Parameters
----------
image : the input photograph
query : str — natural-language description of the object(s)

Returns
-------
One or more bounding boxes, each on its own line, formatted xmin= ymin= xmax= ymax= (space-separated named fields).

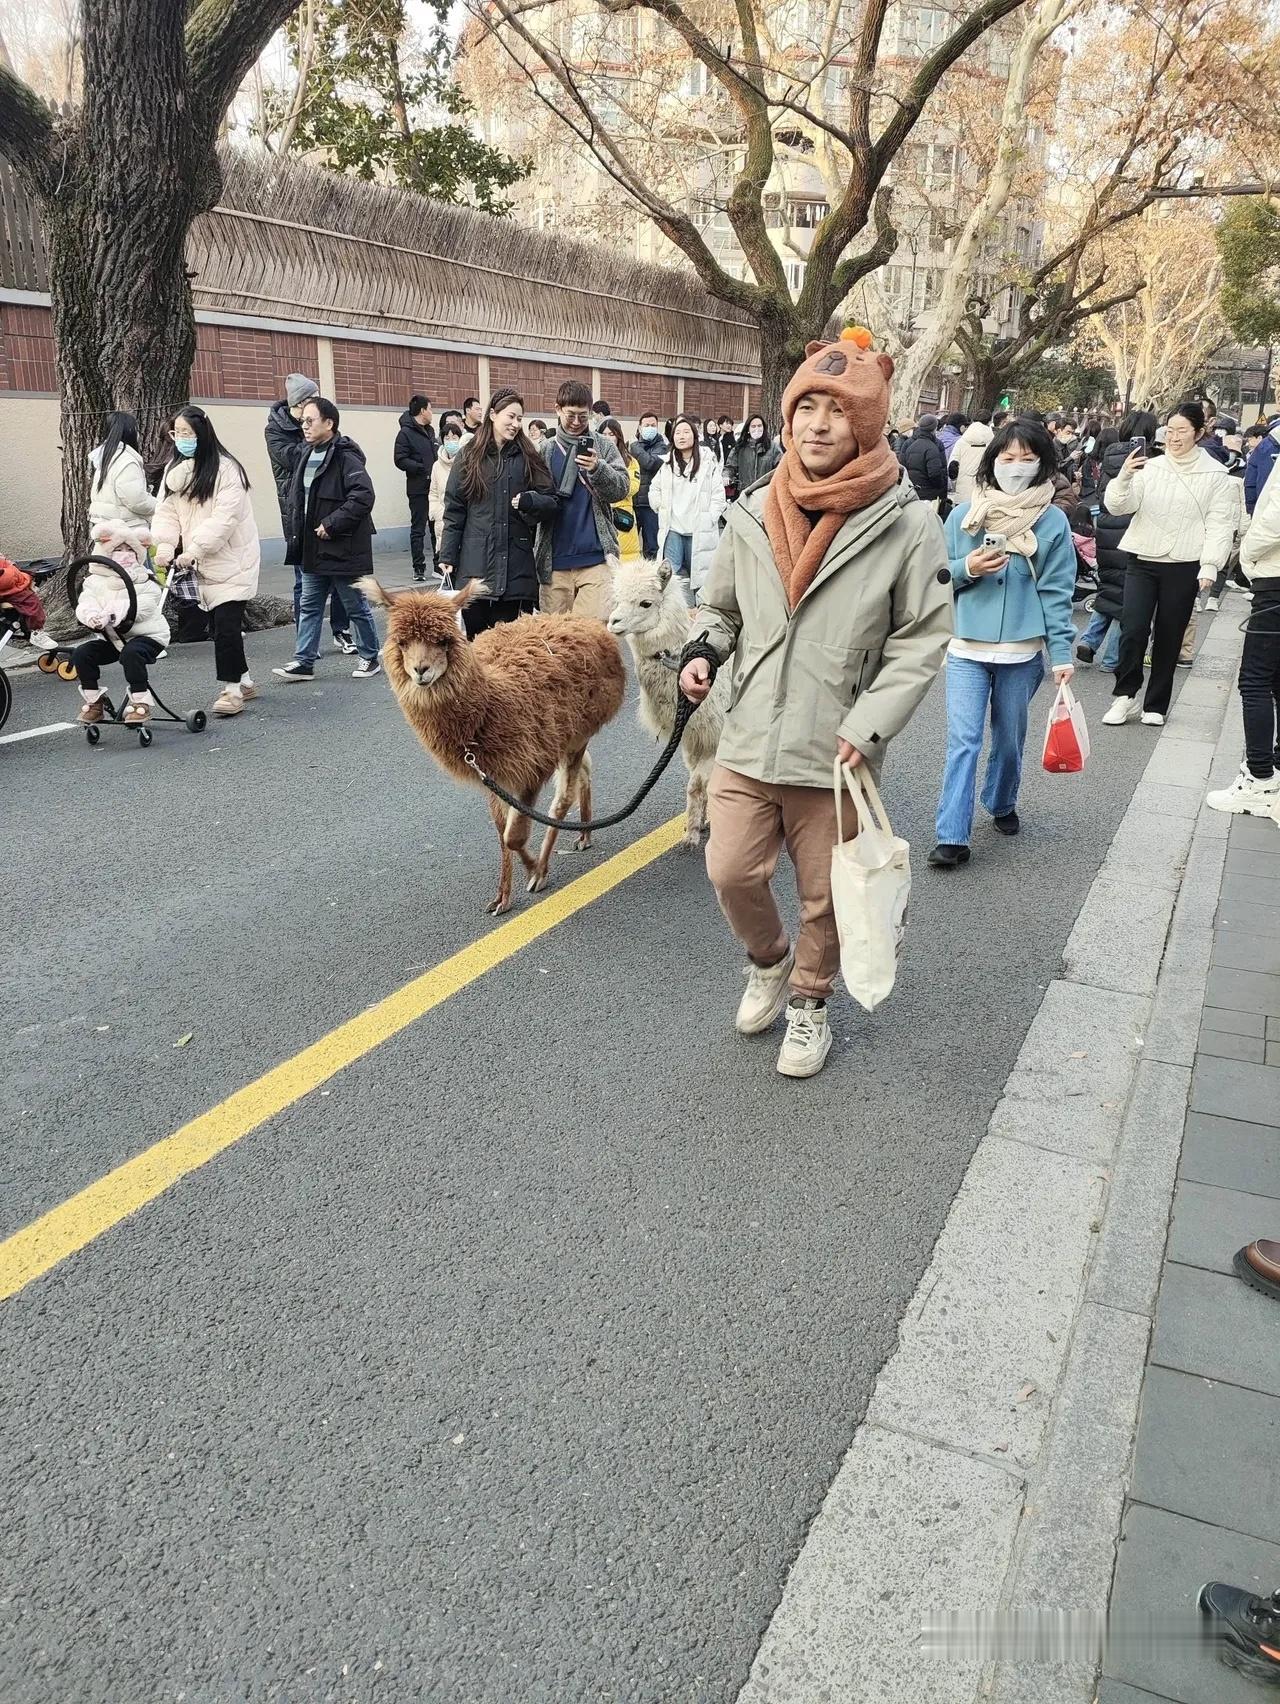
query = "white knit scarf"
xmin=961 ymin=478 xmax=1056 ymax=560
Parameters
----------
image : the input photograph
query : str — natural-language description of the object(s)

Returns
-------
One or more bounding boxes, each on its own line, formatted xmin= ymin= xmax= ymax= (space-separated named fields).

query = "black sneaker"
xmin=993 ymin=810 xmax=1020 ymax=836
xmin=333 ymin=631 xmax=357 ymax=655
xmin=1198 ymin=1581 xmax=1280 ymax=1683
xmin=352 ymin=657 xmax=382 ymax=679
xmin=271 ymin=662 xmax=314 ymax=682
xmin=927 ymin=843 xmax=971 ymax=868
xmin=1076 ymin=643 xmax=1095 ymax=664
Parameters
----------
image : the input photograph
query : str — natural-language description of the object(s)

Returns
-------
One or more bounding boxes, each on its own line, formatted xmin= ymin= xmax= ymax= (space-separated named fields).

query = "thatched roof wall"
xmin=0 ymin=150 xmax=761 ymax=379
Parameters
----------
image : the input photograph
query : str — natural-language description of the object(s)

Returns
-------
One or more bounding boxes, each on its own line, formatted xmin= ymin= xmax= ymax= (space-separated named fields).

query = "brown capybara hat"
xmin=780 ymin=328 xmax=895 ymax=458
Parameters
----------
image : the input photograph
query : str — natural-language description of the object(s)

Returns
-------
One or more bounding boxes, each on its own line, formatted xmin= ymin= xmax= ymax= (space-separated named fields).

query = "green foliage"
xmin=1217 ymin=199 xmax=1280 ymax=349
xmin=264 ymin=0 xmax=529 ymax=214
xmin=1017 ymin=345 xmax=1118 ymax=412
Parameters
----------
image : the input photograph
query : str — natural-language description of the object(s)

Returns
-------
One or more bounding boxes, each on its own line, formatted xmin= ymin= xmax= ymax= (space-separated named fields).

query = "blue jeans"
xmin=935 ymin=653 xmax=1046 ymax=845
xmin=1079 ymin=610 xmax=1119 ymax=670
xmin=293 ymin=565 xmax=349 ymax=635
xmin=636 ymin=502 xmax=659 ymax=559
xmin=663 ymin=531 xmax=694 ymax=576
xmin=294 ymin=574 xmax=379 ymax=666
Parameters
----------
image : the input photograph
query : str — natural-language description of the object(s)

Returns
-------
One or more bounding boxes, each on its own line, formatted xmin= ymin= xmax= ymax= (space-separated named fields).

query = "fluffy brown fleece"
xmin=361 ymin=577 xmax=626 ymax=913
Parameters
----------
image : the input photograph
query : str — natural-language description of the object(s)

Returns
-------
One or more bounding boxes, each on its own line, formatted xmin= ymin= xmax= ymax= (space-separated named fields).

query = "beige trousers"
xmin=705 ymin=763 xmax=857 ymax=1000
xmin=540 ymin=562 xmax=609 ymax=622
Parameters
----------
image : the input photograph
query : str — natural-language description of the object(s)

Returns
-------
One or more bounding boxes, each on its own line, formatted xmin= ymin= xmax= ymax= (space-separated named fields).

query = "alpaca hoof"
xmin=527 ymin=870 xmax=550 ymax=893
xmin=679 ymin=832 xmax=702 ymax=852
xmin=487 ymin=896 xmax=511 ymax=916
xmin=575 ymin=832 xmax=592 ymax=851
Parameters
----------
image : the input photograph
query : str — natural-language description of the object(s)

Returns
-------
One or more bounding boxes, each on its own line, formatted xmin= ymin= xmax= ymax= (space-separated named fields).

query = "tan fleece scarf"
xmin=960 ymin=478 xmax=1056 ymax=561
xmin=763 ymin=440 xmax=901 ymax=608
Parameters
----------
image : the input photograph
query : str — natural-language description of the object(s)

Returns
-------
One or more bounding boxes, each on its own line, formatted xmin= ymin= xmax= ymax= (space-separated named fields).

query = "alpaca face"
xmin=607 ymin=560 xmax=673 ymax=639
xmin=363 ymin=583 xmax=474 ymax=691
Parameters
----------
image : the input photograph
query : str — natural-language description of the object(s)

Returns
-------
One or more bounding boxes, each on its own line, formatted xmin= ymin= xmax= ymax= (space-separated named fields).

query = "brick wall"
xmin=596 ymin=368 xmax=678 ymax=422
xmin=0 ymin=303 xmax=56 ymax=391
xmin=332 ymin=340 xmax=478 ymax=410
xmin=746 ymin=386 xmax=765 ymax=421
xmin=683 ymin=378 xmax=745 ymax=425
xmin=192 ymin=326 xmax=318 ymax=403
xmin=488 ymin=357 xmax=588 ymax=416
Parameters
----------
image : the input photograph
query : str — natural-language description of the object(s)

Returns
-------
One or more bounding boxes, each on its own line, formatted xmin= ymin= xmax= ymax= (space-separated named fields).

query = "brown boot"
xmin=1234 ymin=1239 xmax=1280 ymax=1301
xmin=122 ymin=701 xmax=151 ymax=726
xmin=77 ymin=698 xmax=105 ymax=725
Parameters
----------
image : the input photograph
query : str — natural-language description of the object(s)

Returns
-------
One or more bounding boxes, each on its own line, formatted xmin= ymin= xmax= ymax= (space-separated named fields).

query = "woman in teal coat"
xmin=929 ymin=416 xmax=1078 ymax=868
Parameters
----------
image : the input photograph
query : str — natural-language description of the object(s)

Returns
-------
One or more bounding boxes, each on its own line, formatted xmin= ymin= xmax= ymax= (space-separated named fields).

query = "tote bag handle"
xmin=833 ymin=758 xmax=894 ymax=845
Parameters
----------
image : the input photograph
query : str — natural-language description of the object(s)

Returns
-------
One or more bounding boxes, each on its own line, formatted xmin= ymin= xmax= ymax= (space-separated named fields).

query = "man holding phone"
xmin=537 ymin=379 xmax=629 ymax=620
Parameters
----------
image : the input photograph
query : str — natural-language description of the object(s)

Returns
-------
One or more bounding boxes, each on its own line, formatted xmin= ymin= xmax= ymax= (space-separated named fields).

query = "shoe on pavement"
xmin=1103 ymin=695 xmax=1138 ymax=726
xmin=1207 ymin=767 xmax=1280 ymax=817
xmin=240 ymin=681 xmax=259 ymax=701
xmin=1233 ymin=1238 xmax=1280 ymax=1301
xmin=272 ymin=662 xmax=315 ymax=682
xmin=333 ymin=631 xmax=357 ymax=654
xmin=1205 ymin=595 xmax=1221 ymax=611
xmin=777 ymin=999 xmax=833 ymax=1079
xmin=1141 ymin=710 xmax=1165 ymax=725
xmin=1075 ymin=643 xmax=1095 ymax=664
xmin=1198 ymin=1580 xmax=1280 ymax=1684
xmin=736 ymin=947 xmax=795 ymax=1035
xmin=993 ymin=810 xmax=1020 ymax=836
xmin=928 ymin=842 xmax=971 ymax=868
xmin=352 ymin=657 xmax=382 ymax=678
xmin=1177 ymin=654 xmax=1194 ymax=667
xmin=27 ymin=629 xmax=59 ymax=652
xmin=76 ymin=699 xmax=104 ymax=725
xmin=211 ymin=688 xmax=244 ymax=716
xmin=122 ymin=701 xmax=150 ymax=726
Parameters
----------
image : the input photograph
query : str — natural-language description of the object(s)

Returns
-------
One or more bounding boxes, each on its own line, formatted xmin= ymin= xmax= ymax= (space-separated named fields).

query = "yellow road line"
xmin=0 ymin=815 xmax=686 ymax=1304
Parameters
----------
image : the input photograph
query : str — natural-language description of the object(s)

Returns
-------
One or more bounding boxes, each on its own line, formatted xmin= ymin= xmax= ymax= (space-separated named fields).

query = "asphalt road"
xmin=0 ymin=561 xmax=1182 ymax=1701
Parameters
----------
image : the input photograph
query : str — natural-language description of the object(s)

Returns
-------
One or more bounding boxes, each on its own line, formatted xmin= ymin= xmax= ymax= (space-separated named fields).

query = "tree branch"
xmin=187 ymin=0 xmax=307 ymax=138
xmin=0 ymin=61 xmax=56 ymax=184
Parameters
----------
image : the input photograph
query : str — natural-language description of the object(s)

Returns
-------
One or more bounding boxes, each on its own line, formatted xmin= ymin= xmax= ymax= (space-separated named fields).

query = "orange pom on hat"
xmin=840 ymin=324 xmax=875 ymax=349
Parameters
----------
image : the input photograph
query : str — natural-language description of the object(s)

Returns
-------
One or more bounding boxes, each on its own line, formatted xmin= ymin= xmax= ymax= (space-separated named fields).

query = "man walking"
xmin=537 ymin=380 xmax=629 ymax=619
xmin=678 ymin=336 xmax=951 ymax=1078
xmin=460 ymin=397 xmax=483 ymax=440
xmin=630 ymin=411 xmax=669 ymax=558
xmin=394 ymin=393 xmax=438 ymax=581
xmin=265 ymin=371 xmax=353 ymax=650
xmin=899 ymin=415 xmax=949 ymax=510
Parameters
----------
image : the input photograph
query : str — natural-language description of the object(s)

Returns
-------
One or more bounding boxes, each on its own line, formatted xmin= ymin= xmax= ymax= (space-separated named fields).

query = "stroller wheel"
xmin=186 ymin=710 xmax=207 ymax=733
xmin=85 ymin=724 xmax=100 ymax=745
xmin=56 ymin=660 xmax=78 ymax=681
xmin=138 ymin=726 xmax=153 ymax=748
xmin=37 ymin=652 xmax=59 ymax=673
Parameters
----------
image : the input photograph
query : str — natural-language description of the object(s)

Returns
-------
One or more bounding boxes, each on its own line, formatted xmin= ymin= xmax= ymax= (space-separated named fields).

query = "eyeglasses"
xmin=561 ymin=409 xmax=590 ymax=424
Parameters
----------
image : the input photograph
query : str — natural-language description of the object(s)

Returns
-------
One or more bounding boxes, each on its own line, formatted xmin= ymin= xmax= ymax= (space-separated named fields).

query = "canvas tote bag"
xmin=831 ymin=759 xmax=911 ymax=1012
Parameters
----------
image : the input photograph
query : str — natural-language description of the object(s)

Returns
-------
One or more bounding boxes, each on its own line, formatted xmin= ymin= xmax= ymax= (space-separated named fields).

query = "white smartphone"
xmin=983 ymin=531 xmax=1008 ymax=553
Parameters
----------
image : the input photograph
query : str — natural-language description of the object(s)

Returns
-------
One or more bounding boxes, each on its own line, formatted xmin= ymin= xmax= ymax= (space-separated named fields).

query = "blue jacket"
xmin=945 ymin=499 xmax=1077 ymax=668
xmin=1244 ymin=431 xmax=1280 ymax=515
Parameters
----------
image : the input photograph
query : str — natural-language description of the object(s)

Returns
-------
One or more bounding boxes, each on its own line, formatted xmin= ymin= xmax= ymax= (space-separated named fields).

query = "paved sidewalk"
xmin=1100 ymin=806 xmax=1280 ymax=1704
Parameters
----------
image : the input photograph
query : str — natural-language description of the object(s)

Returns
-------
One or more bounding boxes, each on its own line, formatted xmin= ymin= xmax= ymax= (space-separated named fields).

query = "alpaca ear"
xmin=656 ymin=560 xmax=672 ymax=586
xmin=356 ymin=575 xmax=394 ymax=607
xmin=452 ymin=578 xmax=490 ymax=608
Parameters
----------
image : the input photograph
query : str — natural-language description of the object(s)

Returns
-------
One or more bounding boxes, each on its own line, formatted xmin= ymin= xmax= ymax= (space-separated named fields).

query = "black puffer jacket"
xmin=265 ymin=401 xmax=305 ymax=527
xmin=439 ymin=441 xmax=559 ymax=602
xmin=285 ymin=435 xmax=377 ymax=577
xmin=899 ymin=428 xmax=948 ymax=501
xmin=393 ymin=411 xmax=437 ymax=495
xmin=1095 ymin=441 xmax=1136 ymax=621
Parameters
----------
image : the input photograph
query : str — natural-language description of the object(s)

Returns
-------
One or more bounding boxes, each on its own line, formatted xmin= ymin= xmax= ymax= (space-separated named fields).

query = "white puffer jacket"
xmin=651 ymin=452 xmax=727 ymax=591
xmin=1104 ymin=447 xmax=1238 ymax=576
xmin=151 ymin=456 xmax=261 ymax=611
xmin=1241 ymin=455 xmax=1280 ymax=583
xmin=87 ymin=444 xmax=157 ymax=529
xmin=951 ymin=421 xmax=993 ymax=502
xmin=75 ymin=554 xmax=170 ymax=646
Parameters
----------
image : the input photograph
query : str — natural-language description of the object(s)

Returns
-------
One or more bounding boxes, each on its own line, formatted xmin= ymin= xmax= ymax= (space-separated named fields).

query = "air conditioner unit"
xmin=763 ymin=191 xmax=783 ymax=208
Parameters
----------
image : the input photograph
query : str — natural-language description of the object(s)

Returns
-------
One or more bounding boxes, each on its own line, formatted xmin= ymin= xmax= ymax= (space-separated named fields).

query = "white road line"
xmin=0 ymin=721 xmax=75 ymax=745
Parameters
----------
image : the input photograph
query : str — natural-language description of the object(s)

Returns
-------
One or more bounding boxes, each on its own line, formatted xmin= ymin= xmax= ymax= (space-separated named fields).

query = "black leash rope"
xmin=464 ymin=688 xmax=704 ymax=833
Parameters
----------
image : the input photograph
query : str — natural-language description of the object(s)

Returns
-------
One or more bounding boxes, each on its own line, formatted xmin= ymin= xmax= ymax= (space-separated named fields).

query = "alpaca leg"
xmin=682 ymin=758 xmax=710 ymax=850
xmin=530 ymin=764 xmax=573 ymax=890
xmin=504 ymin=798 xmax=539 ymax=885
xmin=486 ymin=793 xmax=515 ymax=916
xmin=573 ymin=749 xmax=593 ymax=851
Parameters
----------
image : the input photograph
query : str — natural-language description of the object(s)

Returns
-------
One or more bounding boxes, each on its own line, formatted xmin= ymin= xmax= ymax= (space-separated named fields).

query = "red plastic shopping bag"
xmin=1042 ymin=681 xmax=1090 ymax=773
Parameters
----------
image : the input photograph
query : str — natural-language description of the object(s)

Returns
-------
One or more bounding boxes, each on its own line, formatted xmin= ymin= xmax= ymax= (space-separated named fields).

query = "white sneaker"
xmin=26 ymin=629 xmax=58 ymax=652
xmin=736 ymin=947 xmax=795 ymax=1035
xmin=777 ymin=1000 xmax=833 ymax=1078
xmin=1103 ymin=696 xmax=1138 ymax=726
xmin=1206 ymin=766 xmax=1280 ymax=816
xmin=1205 ymin=595 xmax=1221 ymax=611
xmin=1141 ymin=710 xmax=1165 ymax=726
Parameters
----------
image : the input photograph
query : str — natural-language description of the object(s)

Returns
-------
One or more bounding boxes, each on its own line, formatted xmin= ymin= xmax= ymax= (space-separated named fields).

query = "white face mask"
xmin=993 ymin=458 xmax=1041 ymax=494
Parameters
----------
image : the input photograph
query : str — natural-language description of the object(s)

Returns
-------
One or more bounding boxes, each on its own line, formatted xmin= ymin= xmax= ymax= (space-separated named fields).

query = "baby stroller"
xmin=65 ymin=553 xmax=207 ymax=747
xmin=0 ymin=559 xmax=60 ymax=734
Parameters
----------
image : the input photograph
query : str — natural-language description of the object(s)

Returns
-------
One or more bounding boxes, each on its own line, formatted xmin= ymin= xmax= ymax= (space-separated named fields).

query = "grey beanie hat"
xmin=917 ymin=413 xmax=939 ymax=432
xmin=286 ymin=373 xmax=319 ymax=407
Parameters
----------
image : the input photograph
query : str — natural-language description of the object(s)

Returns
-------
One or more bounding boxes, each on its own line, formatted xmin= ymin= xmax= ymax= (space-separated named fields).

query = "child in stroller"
xmin=71 ymin=520 xmax=170 ymax=727
xmin=0 ymin=558 xmax=52 ymax=733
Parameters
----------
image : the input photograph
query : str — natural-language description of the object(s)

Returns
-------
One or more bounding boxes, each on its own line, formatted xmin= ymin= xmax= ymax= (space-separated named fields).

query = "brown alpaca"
xmin=360 ymin=577 xmax=627 ymax=914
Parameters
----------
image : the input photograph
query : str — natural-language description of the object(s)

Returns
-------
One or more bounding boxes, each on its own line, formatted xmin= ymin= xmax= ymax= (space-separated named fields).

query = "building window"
xmin=785 ymin=258 xmax=807 ymax=295
xmin=787 ymin=197 xmax=829 ymax=229
xmin=679 ymin=62 xmax=710 ymax=98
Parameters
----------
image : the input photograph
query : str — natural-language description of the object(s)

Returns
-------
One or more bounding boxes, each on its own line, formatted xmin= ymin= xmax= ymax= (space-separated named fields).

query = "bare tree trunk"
xmin=757 ymin=301 xmax=809 ymax=426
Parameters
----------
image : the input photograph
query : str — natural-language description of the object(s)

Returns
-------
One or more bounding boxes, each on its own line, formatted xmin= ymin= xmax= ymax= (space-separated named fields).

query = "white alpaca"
xmin=607 ymin=557 xmax=729 ymax=848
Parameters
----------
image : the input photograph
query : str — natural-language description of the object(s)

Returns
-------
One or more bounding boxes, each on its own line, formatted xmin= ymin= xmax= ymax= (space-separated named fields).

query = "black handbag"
xmin=612 ymin=508 xmax=635 ymax=533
